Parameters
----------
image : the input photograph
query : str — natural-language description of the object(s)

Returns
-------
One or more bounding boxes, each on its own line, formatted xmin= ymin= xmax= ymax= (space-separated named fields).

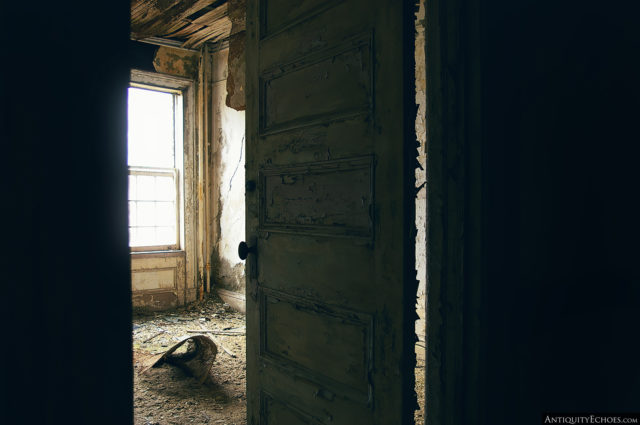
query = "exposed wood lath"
xmin=131 ymin=0 xmax=231 ymax=49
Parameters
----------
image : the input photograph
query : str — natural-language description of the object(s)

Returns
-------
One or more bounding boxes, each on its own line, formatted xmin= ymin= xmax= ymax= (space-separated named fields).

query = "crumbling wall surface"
xmin=226 ymin=0 xmax=246 ymax=111
xmin=226 ymin=32 xmax=246 ymax=110
xmin=210 ymin=46 xmax=246 ymax=294
xmin=415 ymin=1 xmax=427 ymax=346
xmin=131 ymin=252 xmax=186 ymax=311
xmin=153 ymin=46 xmax=199 ymax=79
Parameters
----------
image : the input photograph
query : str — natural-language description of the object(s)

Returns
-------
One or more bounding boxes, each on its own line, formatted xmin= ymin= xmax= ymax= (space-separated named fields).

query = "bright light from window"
xmin=127 ymin=86 xmax=182 ymax=249
xmin=127 ymin=87 xmax=175 ymax=168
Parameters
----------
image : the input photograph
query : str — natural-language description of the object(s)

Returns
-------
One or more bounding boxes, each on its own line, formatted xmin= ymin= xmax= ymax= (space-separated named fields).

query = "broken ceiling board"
xmin=131 ymin=0 xmax=190 ymax=38
xmin=167 ymin=22 xmax=209 ymax=39
xmin=131 ymin=0 xmax=232 ymax=48
xmin=131 ymin=0 xmax=180 ymax=24
xmin=164 ymin=3 xmax=228 ymax=38
xmin=154 ymin=1 xmax=228 ymax=38
xmin=184 ymin=29 xmax=228 ymax=48
xmin=182 ymin=18 xmax=232 ymax=48
xmin=131 ymin=0 xmax=228 ymax=41
xmin=180 ymin=0 xmax=224 ymax=21
xmin=190 ymin=3 xmax=229 ymax=26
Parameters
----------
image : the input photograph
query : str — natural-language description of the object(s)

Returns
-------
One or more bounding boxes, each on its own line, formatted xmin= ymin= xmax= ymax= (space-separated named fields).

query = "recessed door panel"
xmin=260 ymin=288 xmax=373 ymax=397
xmin=260 ymin=35 xmax=372 ymax=135
xmin=260 ymin=157 xmax=373 ymax=237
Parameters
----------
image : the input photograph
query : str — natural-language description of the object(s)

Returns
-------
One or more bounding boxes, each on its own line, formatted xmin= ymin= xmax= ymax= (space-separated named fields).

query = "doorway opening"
xmin=127 ymin=38 xmax=248 ymax=424
xmin=127 ymin=0 xmax=426 ymax=424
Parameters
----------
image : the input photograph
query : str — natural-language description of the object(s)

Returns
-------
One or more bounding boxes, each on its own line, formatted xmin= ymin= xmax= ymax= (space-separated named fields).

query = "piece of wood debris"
xmin=213 ymin=338 xmax=237 ymax=358
xmin=143 ymin=329 xmax=166 ymax=343
xmin=186 ymin=329 xmax=245 ymax=336
xmin=197 ymin=324 xmax=237 ymax=358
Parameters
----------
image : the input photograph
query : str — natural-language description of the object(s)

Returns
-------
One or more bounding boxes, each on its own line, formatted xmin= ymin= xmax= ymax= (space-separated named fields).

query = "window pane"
xmin=128 ymin=201 xmax=136 ymax=227
xmin=128 ymin=175 xmax=136 ymax=200
xmin=129 ymin=227 xmax=138 ymax=246
xmin=155 ymin=176 xmax=175 ymax=201
xmin=156 ymin=201 xmax=175 ymax=226
xmin=156 ymin=226 xmax=176 ymax=245
xmin=137 ymin=201 xmax=156 ymax=227
xmin=127 ymin=87 xmax=175 ymax=168
xmin=137 ymin=227 xmax=155 ymax=247
xmin=127 ymin=84 xmax=182 ymax=250
xmin=137 ymin=175 xmax=155 ymax=201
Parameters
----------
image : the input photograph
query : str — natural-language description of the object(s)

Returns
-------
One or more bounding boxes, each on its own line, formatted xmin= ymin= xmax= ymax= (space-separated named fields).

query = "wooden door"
xmin=245 ymin=1 xmax=415 ymax=424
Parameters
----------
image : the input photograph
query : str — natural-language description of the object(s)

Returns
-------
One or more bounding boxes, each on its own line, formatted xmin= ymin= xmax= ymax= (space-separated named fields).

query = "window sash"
xmin=128 ymin=166 xmax=180 ymax=251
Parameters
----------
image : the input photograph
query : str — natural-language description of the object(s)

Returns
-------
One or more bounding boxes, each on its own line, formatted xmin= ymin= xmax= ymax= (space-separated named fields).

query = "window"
xmin=127 ymin=85 xmax=183 ymax=251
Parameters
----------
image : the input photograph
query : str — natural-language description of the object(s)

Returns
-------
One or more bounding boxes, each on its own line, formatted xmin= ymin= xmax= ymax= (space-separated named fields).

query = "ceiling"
xmin=131 ymin=0 xmax=232 ymax=49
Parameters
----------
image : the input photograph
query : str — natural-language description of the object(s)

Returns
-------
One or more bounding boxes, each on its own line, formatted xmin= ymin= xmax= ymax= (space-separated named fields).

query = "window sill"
xmin=130 ymin=250 xmax=185 ymax=259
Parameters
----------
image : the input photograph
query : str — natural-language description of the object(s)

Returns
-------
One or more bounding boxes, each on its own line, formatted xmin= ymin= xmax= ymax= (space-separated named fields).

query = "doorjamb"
xmin=424 ymin=0 xmax=483 ymax=423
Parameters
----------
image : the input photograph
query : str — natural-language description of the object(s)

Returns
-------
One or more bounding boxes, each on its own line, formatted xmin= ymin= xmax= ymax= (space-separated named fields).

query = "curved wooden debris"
xmin=139 ymin=335 xmax=218 ymax=383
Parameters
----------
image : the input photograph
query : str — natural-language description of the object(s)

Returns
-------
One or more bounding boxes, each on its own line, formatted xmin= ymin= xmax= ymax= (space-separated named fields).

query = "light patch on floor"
xmin=132 ymin=295 xmax=247 ymax=425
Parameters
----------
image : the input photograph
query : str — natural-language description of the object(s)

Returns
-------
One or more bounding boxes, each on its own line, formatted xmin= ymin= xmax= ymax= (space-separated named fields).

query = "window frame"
xmin=128 ymin=69 xmax=195 ymax=256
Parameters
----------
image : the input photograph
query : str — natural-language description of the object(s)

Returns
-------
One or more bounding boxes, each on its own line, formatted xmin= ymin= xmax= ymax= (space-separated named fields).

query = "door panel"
xmin=260 ymin=156 xmax=373 ymax=237
xmin=258 ymin=117 xmax=372 ymax=164
xmin=258 ymin=2 xmax=366 ymax=68
xmin=260 ymin=0 xmax=343 ymax=38
xmin=246 ymin=0 xmax=414 ymax=423
xmin=256 ymin=232 xmax=376 ymax=306
xmin=260 ymin=287 xmax=373 ymax=400
xmin=260 ymin=34 xmax=372 ymax=135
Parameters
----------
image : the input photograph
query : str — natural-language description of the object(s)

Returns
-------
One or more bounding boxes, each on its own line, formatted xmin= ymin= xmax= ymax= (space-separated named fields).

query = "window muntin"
xmin=127 ymin=86 xmax=183 ymax=251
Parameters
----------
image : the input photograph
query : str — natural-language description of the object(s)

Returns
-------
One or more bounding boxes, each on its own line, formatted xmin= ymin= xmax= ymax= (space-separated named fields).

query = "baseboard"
xmin=215 ymin=287 xmax=246 ymax=314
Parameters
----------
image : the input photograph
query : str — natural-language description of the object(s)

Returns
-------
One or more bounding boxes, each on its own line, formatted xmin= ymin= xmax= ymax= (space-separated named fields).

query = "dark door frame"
xmin=424 ymin=0 xmax=483 ymax=423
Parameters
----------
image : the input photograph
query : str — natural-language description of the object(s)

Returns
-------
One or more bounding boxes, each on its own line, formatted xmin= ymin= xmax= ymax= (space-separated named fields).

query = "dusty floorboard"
xmin=132 ymin=295 xmax=247 ymax=425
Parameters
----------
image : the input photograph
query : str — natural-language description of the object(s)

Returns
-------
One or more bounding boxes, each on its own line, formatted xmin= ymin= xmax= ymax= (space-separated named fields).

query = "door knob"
xmin=238 ymin=241 xmax=255 ymax=260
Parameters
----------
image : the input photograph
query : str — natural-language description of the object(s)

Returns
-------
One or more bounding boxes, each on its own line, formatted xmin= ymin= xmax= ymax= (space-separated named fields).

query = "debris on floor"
xmin=133 ymin=294 xmax=246 ymax=425
xmin=139 ymin=335 xmax=218 ymax=384
xmin=415 ymin=343 xmax=426 ymax=424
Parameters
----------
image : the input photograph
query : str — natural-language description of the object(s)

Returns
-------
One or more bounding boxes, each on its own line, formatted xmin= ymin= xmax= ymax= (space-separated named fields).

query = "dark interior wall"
xmin=481 ymin=0 xmax=639 ymax=421
xmin=1 ymin=2 xmax=132 ymax=424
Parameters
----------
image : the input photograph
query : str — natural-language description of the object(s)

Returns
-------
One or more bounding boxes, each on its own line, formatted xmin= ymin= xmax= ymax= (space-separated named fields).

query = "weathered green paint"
xmin=246 ymin=0 xmax=417 ymax=423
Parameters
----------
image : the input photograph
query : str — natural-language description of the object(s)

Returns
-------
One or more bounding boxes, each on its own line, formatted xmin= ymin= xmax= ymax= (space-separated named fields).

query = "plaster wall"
xmin=153 ymin=46 xmax=199 ymax=79
xmin=210 ymin=47 xmax=246 ymax=294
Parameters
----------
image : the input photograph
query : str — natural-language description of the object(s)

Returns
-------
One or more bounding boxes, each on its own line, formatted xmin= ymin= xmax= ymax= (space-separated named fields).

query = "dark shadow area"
xmin=481 ymin=0 xmax=640 ymax=421
xmin=129 ymin=40 xmax=160 ymax=73
xmin=2 ymin=1 xmax=132 ymax=424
